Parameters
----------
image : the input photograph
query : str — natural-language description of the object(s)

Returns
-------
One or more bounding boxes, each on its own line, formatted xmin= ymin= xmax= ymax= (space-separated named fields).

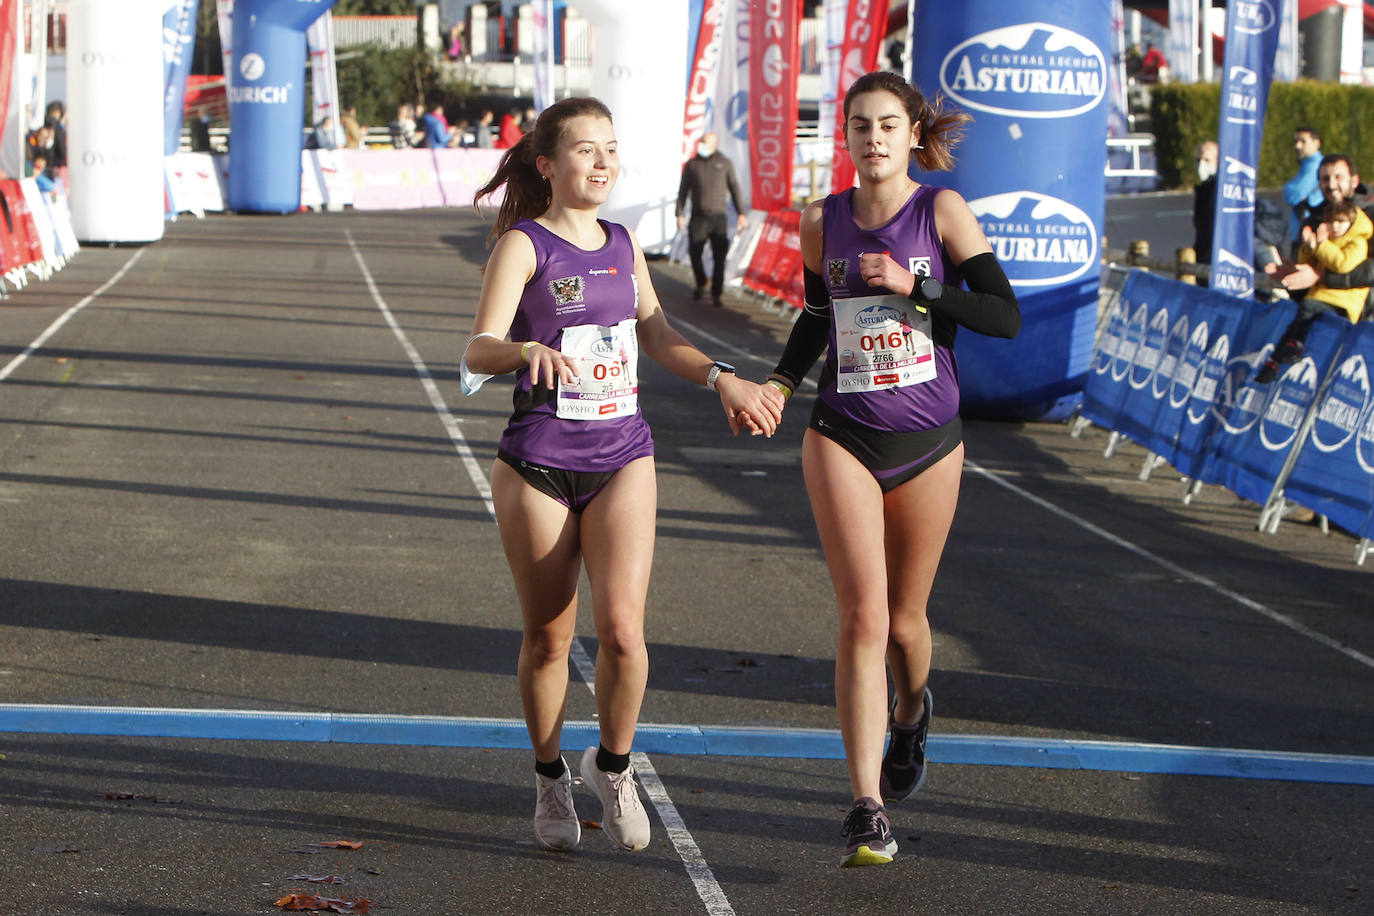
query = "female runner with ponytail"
xmin=461 ymin=97 xmax=782 ymax=853
xmin=764 ymin=72 xmax=1020 ymax=867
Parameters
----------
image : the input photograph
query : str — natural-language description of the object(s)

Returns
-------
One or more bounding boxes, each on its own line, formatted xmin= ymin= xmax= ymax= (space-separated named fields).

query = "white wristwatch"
xmin=705 ymin=360 xmax=736 ymax=392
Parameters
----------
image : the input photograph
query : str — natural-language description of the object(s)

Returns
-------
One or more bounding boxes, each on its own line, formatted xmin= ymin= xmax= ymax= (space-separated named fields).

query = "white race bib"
xmin=556 ymin=319 xmax=639 ymax=420
xmin=833 ymin=294 xmax=936 ymax=393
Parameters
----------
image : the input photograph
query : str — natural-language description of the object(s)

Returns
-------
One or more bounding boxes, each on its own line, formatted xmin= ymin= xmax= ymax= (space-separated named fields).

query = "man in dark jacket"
xmin=676 ymin=132 xmax=746 ymax=306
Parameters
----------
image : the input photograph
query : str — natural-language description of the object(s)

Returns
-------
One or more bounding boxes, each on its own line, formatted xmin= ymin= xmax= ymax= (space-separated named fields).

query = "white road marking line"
xmin=0 ymin=249 xmax=146 ymax=383
xmin=966 ymin=459 xmax=1374 ymax=670
xmin=349 ymin=233 xmax=734 ymax=915
xmin=676 ymin=313 xmax=1367 ymax=669
xmin=346 ymin=231 xmax=494 ymax=519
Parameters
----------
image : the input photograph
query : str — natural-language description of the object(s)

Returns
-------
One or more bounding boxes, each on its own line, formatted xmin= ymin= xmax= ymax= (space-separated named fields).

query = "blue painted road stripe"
xmin=2 ymin=704 xmax=1370 ymax=786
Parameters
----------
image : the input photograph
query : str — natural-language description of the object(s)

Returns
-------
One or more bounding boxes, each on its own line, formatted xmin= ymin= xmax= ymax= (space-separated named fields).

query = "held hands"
xmin=521 ymin=341 xmax=580 ymax=389
xmin=717 ymin=374 xmax=786 ymax=437
xmin=858 ymin=251 xmax=914 ymax=296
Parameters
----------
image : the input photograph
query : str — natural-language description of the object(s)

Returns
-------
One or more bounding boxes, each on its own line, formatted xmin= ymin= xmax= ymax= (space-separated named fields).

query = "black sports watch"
xmin=705 ymin=360 xmax=736 ymax=391
xmin=912 ymin=276 xmax=943 ymax=303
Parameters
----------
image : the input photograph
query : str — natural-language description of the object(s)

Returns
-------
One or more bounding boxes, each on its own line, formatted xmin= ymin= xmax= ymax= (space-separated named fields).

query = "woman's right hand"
xmin=522 ymin=342 xmax=580 ymax=389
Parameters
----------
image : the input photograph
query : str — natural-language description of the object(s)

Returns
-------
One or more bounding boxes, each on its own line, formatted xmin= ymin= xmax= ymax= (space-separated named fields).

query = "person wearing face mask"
xmin=1192 ymin=140 xmax=1218 ymax=264
xmin=676 ymin=132 xmax=747 ymax=306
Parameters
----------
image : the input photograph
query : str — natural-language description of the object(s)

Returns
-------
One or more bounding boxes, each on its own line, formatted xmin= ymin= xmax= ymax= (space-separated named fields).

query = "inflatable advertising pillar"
xmin=911 ymin=1 xmax=1110 ymax=419
xmin=576 ymin=0 xmax=688 ymax=254
xmin=228 ymin=0 xmax=337 ymax=213
xmin=66 ymin=0 xmax=174 ymax=244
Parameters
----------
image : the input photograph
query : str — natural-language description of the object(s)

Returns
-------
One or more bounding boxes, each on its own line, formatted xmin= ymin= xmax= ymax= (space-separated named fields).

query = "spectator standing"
xmin=307 ymin=116 xmax=337 ymax=150
xmin=1284 ymin=126 xmax=1324 ymax=250
xmin=1192 ymin=140 xmax=1218 ymax=264
xmin=1139 ymin=42 xmax=1166 ymax=82
xmin=496 ymin=106 xmax=523 ymax=149
xmin=30 ymin=152 xmax=55 ymax=194
xmin=44 ymin=101 xmax=66 ymax=168
xmin=388 ymin=103 xmax=419 ymax=149
xmin=421 ymin=103 xmax=455 ymax=149
xmin=340 ymin=104 xmax=365 ymax=150
xmin=473 ymin=109 xmax=495 ymax=149
xmin=676 ymin=132 xmax=747 ymax=306
xmin=448 ymin=22 xmax=466 ymax=60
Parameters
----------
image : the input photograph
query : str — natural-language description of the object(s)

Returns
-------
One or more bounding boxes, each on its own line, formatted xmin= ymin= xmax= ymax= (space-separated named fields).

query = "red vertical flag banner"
xmin=682 ymin=0 xmax=726 ymax=163
xmin=748 ymin=0 xmax=800 ymax=212
xmin=0 ymin=0 xmax=16 ymax=161
xmin=830 ymin=0 xmax=888 ymax=193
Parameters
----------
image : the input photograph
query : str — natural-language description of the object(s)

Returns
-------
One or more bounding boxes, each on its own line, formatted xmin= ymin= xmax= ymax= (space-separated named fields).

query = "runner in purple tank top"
xmin=764 ymin=72 xmax=1020 ymax=867
xmin=460 ymin=97 xmax=781 ymax=854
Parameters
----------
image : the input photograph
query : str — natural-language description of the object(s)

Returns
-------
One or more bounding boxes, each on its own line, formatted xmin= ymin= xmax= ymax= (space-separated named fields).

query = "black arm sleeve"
xmin=1320 ymin=257 xmax=1374 ymax=290
xmin=770 ymin=267 xmax=831 ymax=390
xmin=919 ymin=251 xmax=1021 ymax=339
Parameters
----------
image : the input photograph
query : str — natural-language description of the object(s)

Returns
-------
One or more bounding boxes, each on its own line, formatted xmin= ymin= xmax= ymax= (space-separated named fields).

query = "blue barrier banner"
xmin=163 ymin=0 xmax=200 ymax=157
xmin=1082 ymin=271 xmax=1298 ymax=484
xmin=1188 ymin=296 xmax=1294 ymax=487
xmin=1209 ymin=0 xmax=1281 ymax=297
xmin=1284 ymin=321 xmax=1374 ymax=540
xmin=1209 ymin=311 xmax=1346 ymax=505
xmin=911 ymin=2 xmax=1109 ymax=419
xmin=227 ymin=0 xmax=338 ymax=213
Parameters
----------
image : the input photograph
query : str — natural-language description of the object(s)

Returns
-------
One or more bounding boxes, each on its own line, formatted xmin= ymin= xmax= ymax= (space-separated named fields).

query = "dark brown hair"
xmin=474 ymin=97 xmax=614 ymax=242
xmin=842 ymin=71 xmax=971 ymax=173
xmin=1321 ymin=198 xmax=1360 ymax=223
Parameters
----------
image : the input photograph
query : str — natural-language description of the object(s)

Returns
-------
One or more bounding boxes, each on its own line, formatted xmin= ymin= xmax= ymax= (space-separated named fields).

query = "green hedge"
xmin=1150 ymin=81 xmax=1374 ymax=189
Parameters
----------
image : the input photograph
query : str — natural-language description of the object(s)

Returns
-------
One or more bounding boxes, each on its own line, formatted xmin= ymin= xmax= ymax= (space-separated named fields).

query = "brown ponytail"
xmin=474 ymin=96 xmax=615 ymax=243
xmin=842 ymin=71 xmax=972 ymax=173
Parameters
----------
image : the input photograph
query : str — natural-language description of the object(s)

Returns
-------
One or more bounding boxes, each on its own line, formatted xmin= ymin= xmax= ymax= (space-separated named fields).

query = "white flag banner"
xmin=306 ymin=11 xmax=342 ymax=147
xmin=216 ymin=0 xmax=232 ymax=92
xmin=712 ymin=0 xmax=750 ymax=210
xmin=1274 ymin=0 xmax=1298 ymax=82
xmin=531 ymin=0 xmax=553 ymax=113
xmin=818 ymin=0 xmax=845 ymax=173
xmin=1166 ymin=0 xmax=1196 ymax=83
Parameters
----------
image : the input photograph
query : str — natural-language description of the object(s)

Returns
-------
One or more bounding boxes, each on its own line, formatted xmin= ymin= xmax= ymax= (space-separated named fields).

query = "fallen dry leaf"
xmin=288 ymin=874 xmax=345 ymax=884
xmin=579 ymin=819 xmax=601 ymax=830
xmin=309 ymin=840 xmax=363 ymax=849
xmin=274 ymin=892 xmax=371 ymax=913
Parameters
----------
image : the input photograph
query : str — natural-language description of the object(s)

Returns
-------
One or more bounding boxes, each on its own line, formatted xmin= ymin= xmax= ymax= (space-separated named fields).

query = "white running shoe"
xmin=533 ymin=760 xmax=581 ymax=851
xmin=579 ymin=746 xmax=650 ymax=851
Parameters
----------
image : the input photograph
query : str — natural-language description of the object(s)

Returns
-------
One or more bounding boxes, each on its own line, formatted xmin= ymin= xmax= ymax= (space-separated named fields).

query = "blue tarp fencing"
xmin=1078 ymin=270 xmax=1374 ymax=565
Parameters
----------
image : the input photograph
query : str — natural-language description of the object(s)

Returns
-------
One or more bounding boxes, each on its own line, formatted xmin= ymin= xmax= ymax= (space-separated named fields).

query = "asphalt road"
xmin=0 ymin=206 xmax=1369 ymax=915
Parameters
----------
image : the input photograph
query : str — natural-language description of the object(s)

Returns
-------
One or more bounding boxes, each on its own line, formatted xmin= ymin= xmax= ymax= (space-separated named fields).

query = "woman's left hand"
xmin=718 ymin=375 xmax=784 ymax=438
xmin=858 ymin=251 xmax=915 ymax=296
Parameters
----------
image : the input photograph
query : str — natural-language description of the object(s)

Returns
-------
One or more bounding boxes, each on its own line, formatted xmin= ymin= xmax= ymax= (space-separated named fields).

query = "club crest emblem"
xmin=548 ymin=276 xmax=585 ymax=306
xmin=827 ymin=258 xmax=848 ymax=287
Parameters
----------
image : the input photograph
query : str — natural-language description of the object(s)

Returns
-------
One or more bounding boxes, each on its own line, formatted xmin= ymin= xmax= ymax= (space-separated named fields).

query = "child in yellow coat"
xmin=1258 ymin=199 xmax=1371 ymax=382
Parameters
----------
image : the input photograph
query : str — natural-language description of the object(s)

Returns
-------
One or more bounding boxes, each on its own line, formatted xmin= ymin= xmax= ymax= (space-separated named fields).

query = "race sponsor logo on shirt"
xmin=588 ymin=267 xmax=619 ymax=276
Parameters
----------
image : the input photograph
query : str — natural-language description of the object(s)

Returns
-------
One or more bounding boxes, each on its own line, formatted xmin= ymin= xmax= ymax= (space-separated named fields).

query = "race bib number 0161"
xmin=834 ymin=294 xmax=936 ymax=392
xmin=556 ymin=319 xmax=639 ymax=420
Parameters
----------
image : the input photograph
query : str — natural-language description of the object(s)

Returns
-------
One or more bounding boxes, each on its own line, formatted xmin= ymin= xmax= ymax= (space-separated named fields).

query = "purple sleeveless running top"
xmin=498 ymin=218 xmax=654 ymax=472
xmin=819 ymin=186 xmax=960 ymax=432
